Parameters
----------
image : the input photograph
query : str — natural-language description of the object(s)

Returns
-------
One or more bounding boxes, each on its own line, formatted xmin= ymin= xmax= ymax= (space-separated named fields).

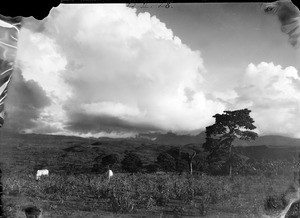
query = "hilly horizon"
xmin=137 ymin=131 xmax=300 ymax=147
xmin=2 ymin=129 xmax=300 ymax=148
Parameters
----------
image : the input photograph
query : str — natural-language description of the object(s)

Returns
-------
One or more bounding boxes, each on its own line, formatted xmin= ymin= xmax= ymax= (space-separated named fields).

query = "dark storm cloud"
xmin=65 ymin=111 xmax=162 ymax=134
xmin=3 ymin=68 xmax=51 ymax=131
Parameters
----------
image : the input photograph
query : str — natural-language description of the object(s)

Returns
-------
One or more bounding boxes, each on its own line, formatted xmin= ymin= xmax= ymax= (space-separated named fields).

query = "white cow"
xmin=107 ymin=169 xmax=113 ymax=181
xmin=36 ymin=169 xmax=49 ymax=180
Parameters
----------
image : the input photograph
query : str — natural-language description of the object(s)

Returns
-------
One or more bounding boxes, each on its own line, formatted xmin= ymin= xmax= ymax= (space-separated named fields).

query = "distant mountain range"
xmin=136 ymin=132 xmax=206 ymax=145
xmin=136 ymin=131 xmax=300 ymax=147
xmin=136 ymin=132 xmax=300 ymax=160
xmin=235 ymin=135 xmax=300 ymax=147
xmin=2 ymin=129 xmax=300 ymax=148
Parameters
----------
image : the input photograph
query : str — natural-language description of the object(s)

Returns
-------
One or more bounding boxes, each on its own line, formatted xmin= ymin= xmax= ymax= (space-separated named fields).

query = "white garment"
xmin=36 ymin=169 xmax=49 ymax=180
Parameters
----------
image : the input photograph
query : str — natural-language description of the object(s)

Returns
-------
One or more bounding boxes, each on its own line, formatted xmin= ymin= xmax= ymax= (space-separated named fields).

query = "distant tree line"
xmin=92 ymin=108 xmax=260 ymax=177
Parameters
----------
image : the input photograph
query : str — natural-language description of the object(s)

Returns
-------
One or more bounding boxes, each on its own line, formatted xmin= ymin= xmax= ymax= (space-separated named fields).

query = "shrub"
xmin=121 ymin=153 xmax=143 ymax=173
xmin=165 ymin=148 xmax=189 ymax=173
xmin=144 ymin=164 xmax=159 ymax=173
xmin=153 ymin=178 xmax=171 ymax=206
xmin=157 ymin=152 xmax=176 ymax=172
xmin=101 ymin=154 xmax=120 ymax=168
xmin=107 ymin=190 xmax=135 ymax=213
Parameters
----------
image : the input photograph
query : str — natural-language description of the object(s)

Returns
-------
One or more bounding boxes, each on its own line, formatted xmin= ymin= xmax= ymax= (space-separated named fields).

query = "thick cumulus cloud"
xmin=14 ymin=4 xmax=225 ymax=137
xmin=14 ymin=5 xmax=300 ymax=138
xmin=231 ymin=62 xmax=300 ymax=137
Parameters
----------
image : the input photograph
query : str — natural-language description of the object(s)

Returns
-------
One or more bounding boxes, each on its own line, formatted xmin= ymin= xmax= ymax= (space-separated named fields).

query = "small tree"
xmin=181 ymin=151 xmax=197 ymax=175
xmin=157 ymin=148 xmax=198 ymax=174
xmin=203 ymin=108 xmax=258 ymax=177
xmin=157 ymin=152 xmax=176 ymax=172
xmin=144 ymin=163 xmax=159 ymax=173
xmin=165 ymin=147 xmax=189 ymax=174
xmin=121 ymin=152 xmax=143 ymax=173
xmin=102 ymin=154 xmax=119 ymax=168
xmin=193 ymin=152 xmax=209 ymax=173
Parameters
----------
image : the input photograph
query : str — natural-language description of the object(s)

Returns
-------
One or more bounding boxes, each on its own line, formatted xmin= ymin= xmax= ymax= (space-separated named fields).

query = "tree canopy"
xmin=121 ymin=152 xmax=143 ymax=173
xmin=203 ymin=108 xmax=258 ymax=176
xmin=101 ymin=154 xmax=119 ymax=168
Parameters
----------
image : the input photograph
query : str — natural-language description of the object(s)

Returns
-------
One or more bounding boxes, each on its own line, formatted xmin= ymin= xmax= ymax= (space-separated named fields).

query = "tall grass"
xmin=2 ymin=171 xmax=294 ymax=216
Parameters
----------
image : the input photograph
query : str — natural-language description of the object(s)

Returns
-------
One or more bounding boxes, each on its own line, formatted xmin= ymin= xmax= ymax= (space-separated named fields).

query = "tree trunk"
xmin=188 ymin=152 xmax=196 ymax=175
xmin=229 ymin=145 xmax=232 ymax=178
xmin=189 ymin=161 xmax=193 ymax=175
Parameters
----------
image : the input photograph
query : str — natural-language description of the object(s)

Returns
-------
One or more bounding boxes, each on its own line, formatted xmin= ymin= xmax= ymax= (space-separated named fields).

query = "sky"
xmin=3 ymin=3 xmax=300 ymax=138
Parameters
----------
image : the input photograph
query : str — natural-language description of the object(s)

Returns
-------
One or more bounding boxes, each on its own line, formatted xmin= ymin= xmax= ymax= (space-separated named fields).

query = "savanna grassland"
xmin=1 ymin=131 xmax=300 ymax=217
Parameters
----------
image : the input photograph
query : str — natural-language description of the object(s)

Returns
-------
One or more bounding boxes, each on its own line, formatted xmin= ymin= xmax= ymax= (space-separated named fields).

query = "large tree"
xmin=203 ymin=108 xmax=258 ymax=177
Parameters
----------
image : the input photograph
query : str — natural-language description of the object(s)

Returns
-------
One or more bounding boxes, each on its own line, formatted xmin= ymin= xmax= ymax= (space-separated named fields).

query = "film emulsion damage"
xmin=0 ymin=1 xmax=60 ymax=217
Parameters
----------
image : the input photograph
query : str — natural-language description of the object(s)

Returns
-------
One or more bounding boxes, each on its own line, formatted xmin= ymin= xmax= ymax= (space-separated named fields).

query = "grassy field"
xmin=2 ymin=172 xmax=297 ymax=217
xmin=1 ymin=131 xmax=300 ymax=217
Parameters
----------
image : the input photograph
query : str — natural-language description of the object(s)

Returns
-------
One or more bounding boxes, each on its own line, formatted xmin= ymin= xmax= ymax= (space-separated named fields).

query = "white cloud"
xmin=82 ymin=102 xmax=143 ymax=118
xmin=233 ymin=62 xmax=300 ymax=137
xmin=48 ymin=130 xmax=137 ymax=139
xmin=13 ymin=5 xmax=300 ymax=138
xmin=12 ymin=4 xmax=225 ymax=136
xmin=16 ymin=28 xmax=69 ymax=100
